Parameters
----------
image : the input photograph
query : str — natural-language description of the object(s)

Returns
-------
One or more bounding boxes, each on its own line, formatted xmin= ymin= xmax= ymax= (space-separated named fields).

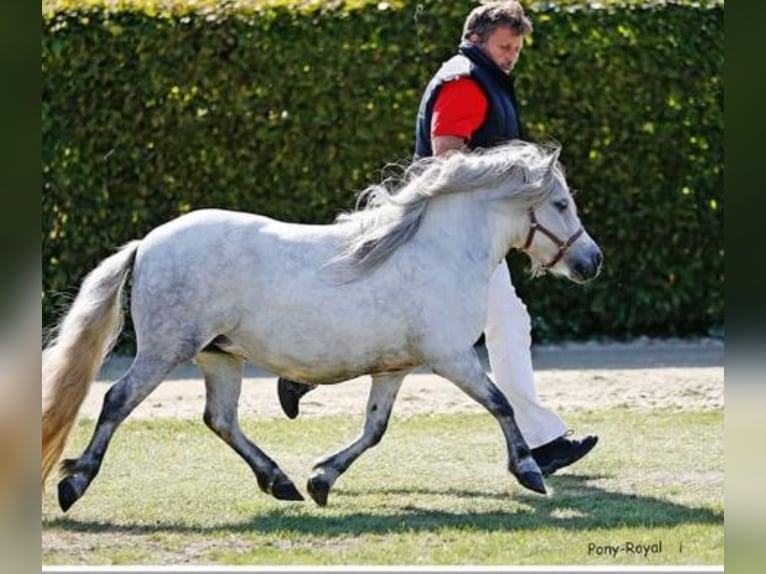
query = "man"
xmin=278 ymin=1 xmax=597 ymax=476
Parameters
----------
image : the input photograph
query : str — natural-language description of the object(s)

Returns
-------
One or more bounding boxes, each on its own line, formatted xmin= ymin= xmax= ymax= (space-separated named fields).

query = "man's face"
xmin=471 ymin=25 xmax=524 ymax=74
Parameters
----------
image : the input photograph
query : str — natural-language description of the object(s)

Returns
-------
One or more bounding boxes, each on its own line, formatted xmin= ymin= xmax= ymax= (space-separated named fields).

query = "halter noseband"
xmin=522 ymin=209 xmax=584 ymax=270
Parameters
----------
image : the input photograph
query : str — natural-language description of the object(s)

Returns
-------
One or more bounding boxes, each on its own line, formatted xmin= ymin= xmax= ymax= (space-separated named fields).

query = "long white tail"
xmin=42 ymin=240 xmax=141 ymax=485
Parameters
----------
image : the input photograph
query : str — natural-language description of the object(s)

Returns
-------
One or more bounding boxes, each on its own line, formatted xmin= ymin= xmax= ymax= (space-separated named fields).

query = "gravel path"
xmin=84 ymin=338 xmax=724 ymax=420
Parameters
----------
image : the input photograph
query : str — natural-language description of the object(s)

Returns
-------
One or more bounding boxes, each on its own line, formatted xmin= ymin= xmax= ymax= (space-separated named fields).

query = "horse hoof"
xmin=518 ymin=471 xmax=547 ymax=495
xmin=57 ymin=477 xmax=80 ymax=512
xmin=307 ymin=476 xmax=330 ymax=507
xmin=271 ymin=480 xmax=304 ymax=502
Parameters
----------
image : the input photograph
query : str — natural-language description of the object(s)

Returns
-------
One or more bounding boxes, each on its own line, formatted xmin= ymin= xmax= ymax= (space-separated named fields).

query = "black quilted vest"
xmin=414 ymin=41 xmax=523 ymax=159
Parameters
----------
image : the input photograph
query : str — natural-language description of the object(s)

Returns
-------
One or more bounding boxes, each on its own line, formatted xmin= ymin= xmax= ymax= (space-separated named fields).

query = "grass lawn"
xmin=42 ymin=408 xmax=723 ymax=566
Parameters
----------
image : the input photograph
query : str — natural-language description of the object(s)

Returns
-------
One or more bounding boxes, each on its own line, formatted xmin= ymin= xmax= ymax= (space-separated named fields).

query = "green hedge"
xmin=42 ymin=0 xmax=724 ymax=344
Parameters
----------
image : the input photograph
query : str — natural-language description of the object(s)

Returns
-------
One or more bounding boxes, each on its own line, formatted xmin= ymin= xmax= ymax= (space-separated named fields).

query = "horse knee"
xmin=487 ymin=386 xmax=514 ymax=417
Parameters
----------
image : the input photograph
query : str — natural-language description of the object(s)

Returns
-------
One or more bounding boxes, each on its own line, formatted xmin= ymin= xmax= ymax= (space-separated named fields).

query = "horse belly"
xmin=225 ymin=310 xmax=423 ymax=384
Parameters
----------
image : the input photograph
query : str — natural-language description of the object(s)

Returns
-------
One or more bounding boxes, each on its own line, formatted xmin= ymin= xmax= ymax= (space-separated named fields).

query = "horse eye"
xmin=553 ymin=198 xmax=569 ymax=211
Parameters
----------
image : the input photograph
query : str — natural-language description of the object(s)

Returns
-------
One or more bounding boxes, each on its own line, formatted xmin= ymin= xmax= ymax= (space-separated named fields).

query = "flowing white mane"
xmin=333 ymin=140 xmax=563 ymax=276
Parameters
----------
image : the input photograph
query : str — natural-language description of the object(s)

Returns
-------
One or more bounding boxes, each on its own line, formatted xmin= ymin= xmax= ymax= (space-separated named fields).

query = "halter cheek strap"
xmin=522 ymin=209 xmax=584 ymax=270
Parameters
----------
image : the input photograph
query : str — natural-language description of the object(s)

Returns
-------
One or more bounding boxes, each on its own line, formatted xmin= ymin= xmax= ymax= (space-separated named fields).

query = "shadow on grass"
xmin=44 ymin=474 xmax=722 ymax=536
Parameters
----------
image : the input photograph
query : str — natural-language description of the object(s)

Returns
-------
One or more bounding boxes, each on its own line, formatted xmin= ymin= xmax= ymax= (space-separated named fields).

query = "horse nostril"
xmin=592 ymin=250 xmax=603 ymax=270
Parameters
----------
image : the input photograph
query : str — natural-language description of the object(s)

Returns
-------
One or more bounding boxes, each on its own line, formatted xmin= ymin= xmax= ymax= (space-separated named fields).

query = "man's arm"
xmin=432 ymin=135 xmax=468 ymax=156
xmin=430 ymin=77 xmax=488 ymax=157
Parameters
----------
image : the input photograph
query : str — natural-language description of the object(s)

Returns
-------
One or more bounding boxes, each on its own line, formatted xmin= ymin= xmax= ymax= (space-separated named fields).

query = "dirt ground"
xmin=85 ymin=338 xmax=724 ymax=420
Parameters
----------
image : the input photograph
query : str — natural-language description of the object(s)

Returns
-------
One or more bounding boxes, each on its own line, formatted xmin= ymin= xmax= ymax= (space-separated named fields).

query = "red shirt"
xmin=430 ymin=77 xmax=489 ymax=141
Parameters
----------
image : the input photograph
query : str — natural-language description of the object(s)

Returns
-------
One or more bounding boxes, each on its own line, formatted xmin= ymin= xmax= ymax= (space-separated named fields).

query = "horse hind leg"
xmin=307 ymin=372 xmax=404 ymax=506
xmin=196 ymin=351 xmax=303 ymax=502
xmin=431 ymin=350 xmax=546 ymax=495
xmin=57 ymin=351 xmax=185 ymax=512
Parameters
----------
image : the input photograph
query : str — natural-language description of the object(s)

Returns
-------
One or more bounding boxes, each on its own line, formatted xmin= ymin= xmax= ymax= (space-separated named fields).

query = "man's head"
xmin=463 ymin=1 xmax=533 ymax=74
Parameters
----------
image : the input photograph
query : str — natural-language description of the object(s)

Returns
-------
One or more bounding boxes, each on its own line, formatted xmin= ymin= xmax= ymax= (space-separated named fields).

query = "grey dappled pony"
xmin=42 ymin=140 xmax=602 ymax=511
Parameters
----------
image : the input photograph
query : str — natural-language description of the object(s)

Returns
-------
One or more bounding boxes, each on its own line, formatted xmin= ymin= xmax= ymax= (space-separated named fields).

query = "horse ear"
xmin=547 ymin=145 xmax=561 ymax=170
xmin=541 ymin=145 xmax=561 ymax=186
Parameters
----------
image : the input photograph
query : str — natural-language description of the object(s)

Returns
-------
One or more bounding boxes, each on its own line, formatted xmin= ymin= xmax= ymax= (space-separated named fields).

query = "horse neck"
xmin=483 ymin=193 xmax=530 ymax=268
xmin=418 ymin=192 xmax=507 ymax=275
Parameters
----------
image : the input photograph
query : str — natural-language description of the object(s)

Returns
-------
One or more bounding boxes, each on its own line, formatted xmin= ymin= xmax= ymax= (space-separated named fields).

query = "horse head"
xmin=517 ymin=148 xmax=602 ymax=283
xmin=482 ymin=142 xmax=602 ymax=283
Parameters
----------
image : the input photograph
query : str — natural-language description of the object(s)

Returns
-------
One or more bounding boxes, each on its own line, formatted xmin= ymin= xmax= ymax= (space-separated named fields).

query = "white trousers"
xmin=484 ymin=260 xmax=567 ymax=449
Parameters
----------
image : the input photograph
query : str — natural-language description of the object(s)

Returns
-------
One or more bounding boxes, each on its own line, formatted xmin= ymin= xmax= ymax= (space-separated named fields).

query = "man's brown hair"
xmin=462 ymin=1 xmax=533 ymax=42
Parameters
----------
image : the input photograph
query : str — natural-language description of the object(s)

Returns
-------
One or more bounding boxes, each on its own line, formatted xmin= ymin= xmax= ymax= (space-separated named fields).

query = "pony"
xmin=42 ymin=140 xmax=602 ymax=511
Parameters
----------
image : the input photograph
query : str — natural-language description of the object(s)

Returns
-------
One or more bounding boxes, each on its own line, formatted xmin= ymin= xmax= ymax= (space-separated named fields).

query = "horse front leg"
xmin=307 ymin=372 xmax=405 ymax=506
xmin=431 ymin=350 xmax=546 ymax=495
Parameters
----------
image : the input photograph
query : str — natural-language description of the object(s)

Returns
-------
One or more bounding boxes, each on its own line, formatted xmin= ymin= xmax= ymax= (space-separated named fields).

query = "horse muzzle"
xmin=566 ymin=244 xmax=603 ymax=283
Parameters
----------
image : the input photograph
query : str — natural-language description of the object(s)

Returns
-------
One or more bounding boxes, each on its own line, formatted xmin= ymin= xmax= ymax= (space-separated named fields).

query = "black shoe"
xmin=531 ymin=434 xmax=598 ymax=477
xmin=277 ymin=378 xmax=318 ymax=419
